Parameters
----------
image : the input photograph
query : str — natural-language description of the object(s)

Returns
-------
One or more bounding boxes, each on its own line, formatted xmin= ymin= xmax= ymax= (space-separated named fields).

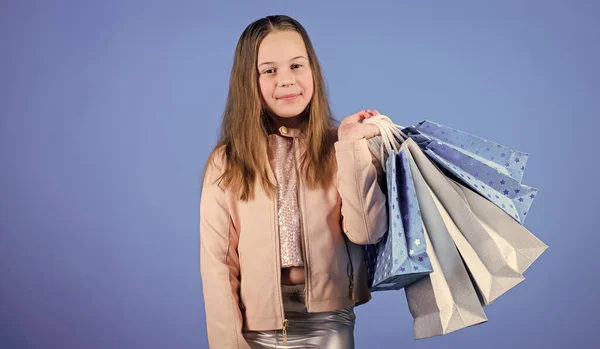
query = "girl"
xmin=200 ymin=15 xmax=388 ymax=349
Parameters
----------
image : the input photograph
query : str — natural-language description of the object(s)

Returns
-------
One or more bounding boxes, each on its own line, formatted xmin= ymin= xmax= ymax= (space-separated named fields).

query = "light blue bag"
xmin=364 ymin=148 xmax=433 ymax=292
xmin=403 ymin=120 xmax=538 ymax=224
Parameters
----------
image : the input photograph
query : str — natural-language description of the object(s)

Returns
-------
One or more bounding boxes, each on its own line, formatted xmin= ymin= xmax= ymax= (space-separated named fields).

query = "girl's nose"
xmin=279 ymin=78 xmax=296 ymax=87
xmin=277 ymin=71 xmax=296 ymax=87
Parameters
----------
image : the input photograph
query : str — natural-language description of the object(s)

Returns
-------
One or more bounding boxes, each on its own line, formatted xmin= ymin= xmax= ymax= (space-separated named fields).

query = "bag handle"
xmin=363 ymin=115 xmax=408 ymax=170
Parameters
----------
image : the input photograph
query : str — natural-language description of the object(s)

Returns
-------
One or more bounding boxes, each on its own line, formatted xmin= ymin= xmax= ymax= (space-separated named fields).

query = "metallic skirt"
xmin=242 ymin=284 xmax=356 ymax=348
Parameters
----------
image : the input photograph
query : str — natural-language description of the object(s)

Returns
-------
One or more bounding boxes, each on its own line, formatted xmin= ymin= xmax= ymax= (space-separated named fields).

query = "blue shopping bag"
xmin=403 ymin=120 xmax=538 ymax=224
xmin=364 ymin=148 xmax=433 ymax=292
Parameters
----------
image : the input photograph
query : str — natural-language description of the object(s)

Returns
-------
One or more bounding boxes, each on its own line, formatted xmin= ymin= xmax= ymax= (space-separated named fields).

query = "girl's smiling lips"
xmin=278 ymin=93 xmax=300 ymax=100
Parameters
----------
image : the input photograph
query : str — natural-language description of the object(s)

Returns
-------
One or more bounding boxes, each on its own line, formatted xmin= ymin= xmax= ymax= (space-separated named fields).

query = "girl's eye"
xmin=263 ymin=68 xmax=275 ymax=74
xmin=291 ymin=63 xmax=302 ymax=69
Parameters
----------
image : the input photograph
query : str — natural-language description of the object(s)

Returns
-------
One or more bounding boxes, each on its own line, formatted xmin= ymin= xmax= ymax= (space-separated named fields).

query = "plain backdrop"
xmin=1 ymin=1 xmax=599 ymax=348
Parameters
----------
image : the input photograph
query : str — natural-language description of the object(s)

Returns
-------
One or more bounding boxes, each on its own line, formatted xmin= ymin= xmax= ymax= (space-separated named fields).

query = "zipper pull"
xmin=348 ymin=274 xmax=356 ymax=301
xmin=282 ymin=319 xmax=289 ymax=345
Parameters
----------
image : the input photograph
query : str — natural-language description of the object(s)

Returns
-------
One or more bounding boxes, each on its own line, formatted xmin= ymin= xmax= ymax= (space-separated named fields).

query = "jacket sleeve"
xmin=335 ymin=137 xmax=389 ymax=245
xmin=199 ymin=157 xmax=250 ymax=349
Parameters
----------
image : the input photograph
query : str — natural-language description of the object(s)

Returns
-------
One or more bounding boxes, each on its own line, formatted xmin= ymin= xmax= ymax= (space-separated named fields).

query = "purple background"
xmin=2 ymin=1 xmax=598 ymax=348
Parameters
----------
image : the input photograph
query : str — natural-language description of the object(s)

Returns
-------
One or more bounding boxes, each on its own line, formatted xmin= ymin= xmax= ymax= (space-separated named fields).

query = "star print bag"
xmin=363 ymin=144 xmax=433 ymax=292
xmin=364 ymin=116 xmax=547 ymax=338
xmin=402 ymin=120 xmax=537 ymax=224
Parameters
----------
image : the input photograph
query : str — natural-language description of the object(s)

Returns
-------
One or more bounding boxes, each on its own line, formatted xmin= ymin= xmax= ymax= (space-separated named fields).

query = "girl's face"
xmin=257 ymin=30 xmax=314 ymax=118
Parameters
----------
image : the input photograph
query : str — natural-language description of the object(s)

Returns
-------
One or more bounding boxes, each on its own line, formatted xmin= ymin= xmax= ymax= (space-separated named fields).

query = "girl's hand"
xmin=338 ymin=109 xmax=381 ymax=142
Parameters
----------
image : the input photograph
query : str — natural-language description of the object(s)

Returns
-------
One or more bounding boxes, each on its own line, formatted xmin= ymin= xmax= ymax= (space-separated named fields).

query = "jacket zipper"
xmin=281 ymin=137 xmax=310 ymax=345
xmin=276 ymin=192 xmax=289 ymax=345
xmin=294 ymin=138 xmax=310 ymax=311
xmin=270 ymin=136 xmax=353 ymax=345
xmin=265 ymin=148 xmax=288 ymax=345
xmin=293 ymin=138 xmax=354 ymax=306
xmin=343 ymin=236 xmax=356 ymax=301
xmin=282 ymin=318 xmax=289 ymax=345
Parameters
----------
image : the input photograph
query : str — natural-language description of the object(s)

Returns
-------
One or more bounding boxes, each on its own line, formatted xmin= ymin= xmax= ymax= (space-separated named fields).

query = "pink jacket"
xmin=199 ymin=126 xmax=388 ymax=348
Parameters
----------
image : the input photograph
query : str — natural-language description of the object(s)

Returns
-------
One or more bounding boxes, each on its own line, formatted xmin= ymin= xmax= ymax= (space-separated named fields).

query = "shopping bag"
xmin=363 ymin=115 xmax=547 ymax=338
xmin=402 ymin=139 xmax=488 ymax=339
xmin=406 ymin=139 xmax=527 ymax=306
xmin=403 ymin=120 xmax=538 ymax=224
xmin=364 ymin=147 xmax=433 ymax=292
xmin=446 ymin=177 xmax=548 ymax=276
xmin=404 ymin=120 xmax=530 ymax=181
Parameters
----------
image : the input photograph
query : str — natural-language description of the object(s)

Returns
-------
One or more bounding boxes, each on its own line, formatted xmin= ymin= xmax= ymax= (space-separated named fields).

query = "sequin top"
xmin=267 ymin=133 xmax=304 ymax=267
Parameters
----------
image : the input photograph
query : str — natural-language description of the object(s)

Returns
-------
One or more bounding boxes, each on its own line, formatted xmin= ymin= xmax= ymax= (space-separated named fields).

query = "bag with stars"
xmin=364 ymin=115 xmax=548 ymax=339
xmin=363 ymin=143 xmax=434 ymax=292
xmin=402 ymin=120 xmax=537 ymax=224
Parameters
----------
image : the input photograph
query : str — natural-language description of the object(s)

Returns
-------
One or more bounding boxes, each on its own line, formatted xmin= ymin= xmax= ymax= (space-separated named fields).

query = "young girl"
xmin=200 ymin=15 xmax=388 ymax=349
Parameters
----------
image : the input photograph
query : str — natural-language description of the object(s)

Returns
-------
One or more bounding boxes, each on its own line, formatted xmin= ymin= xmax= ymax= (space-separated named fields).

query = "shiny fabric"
xmin=268 ymin=134 xmax=304 ymax=267
xmin=243 ymin=284 xmax=356 ymax=348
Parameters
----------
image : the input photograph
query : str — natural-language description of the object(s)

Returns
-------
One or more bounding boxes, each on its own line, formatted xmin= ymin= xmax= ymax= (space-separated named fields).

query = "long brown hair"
xmin=204 ymin=15 xmax=339 ymax=201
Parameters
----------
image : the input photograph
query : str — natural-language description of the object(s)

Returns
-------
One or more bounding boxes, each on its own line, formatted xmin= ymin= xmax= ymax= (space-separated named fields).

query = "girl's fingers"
xmin=344 ymin=110 xmax=367 ymax=123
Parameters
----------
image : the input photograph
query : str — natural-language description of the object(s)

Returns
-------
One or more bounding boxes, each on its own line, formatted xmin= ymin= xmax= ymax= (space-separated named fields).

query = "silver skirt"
xmin=242 ymin=284 xmax=356 ymax=348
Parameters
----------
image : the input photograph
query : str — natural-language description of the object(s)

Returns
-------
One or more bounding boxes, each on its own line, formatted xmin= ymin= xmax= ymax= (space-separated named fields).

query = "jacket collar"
xmin=265 ymin=110 xmax=307 ymax=139
xmin=272 ymin=125 xmax=305 ymax=138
